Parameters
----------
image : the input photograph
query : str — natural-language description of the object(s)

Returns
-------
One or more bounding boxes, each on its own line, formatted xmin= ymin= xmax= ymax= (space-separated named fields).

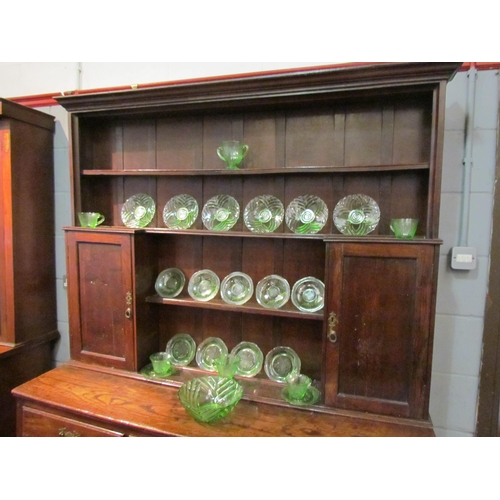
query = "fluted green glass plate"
xmin=121 ymin=193 xmax=156 ymax=228
xmin=285 ymin=195 xmax=328 ymax=234
xmin=163 ymin=194 xmax=198 ymax=230
xmin=202 ymin=194 xmax=240 ymax=231
xmin=244 ymin=195 xmax=284 ymax=233
xmin=333 ymin=194 xmax=380 ymax=236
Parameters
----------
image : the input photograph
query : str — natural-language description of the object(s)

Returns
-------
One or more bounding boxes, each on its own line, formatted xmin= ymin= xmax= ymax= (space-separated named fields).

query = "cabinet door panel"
xmin=66 ymin=231 xmax=135 ymax=370
xmin=325 ymin=242 xmax=435 ymax=418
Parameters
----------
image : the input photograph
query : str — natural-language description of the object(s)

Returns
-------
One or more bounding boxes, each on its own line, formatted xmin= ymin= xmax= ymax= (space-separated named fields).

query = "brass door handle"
xmin=327 ymin=312 xmax=338 ymax=343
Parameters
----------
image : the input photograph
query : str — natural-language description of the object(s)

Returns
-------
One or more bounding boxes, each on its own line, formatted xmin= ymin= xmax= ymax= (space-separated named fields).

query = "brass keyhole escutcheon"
xmin=58 ymin=427 xmax=81 ymax=437
xmin=328 ymin=312 xmax=338 ymax=343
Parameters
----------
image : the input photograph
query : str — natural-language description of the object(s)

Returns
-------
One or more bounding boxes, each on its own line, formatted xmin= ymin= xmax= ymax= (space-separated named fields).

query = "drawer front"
xmin=20 ymin=405 xmax=124 ymax=437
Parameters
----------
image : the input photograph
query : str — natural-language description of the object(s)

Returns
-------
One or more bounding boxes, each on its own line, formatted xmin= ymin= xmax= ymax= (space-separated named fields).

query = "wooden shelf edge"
xmin=81 ymin=163 xmax=430 ymax=177
xmin=145 ymin=295 xmax=324 ymax=320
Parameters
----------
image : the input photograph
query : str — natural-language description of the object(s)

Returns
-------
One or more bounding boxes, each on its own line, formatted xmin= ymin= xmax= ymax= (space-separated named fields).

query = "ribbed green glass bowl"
xmin=178 ymin=376 xmax=243 ymax=423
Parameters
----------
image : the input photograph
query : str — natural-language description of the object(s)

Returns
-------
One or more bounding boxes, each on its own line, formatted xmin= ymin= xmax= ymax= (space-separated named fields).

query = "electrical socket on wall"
xmin=451 ymin=246 xmax=477 ymax=270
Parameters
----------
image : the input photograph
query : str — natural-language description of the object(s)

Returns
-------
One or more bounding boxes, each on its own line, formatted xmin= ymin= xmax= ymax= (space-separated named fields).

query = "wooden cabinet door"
xmin=324 ymin=242 xmax=437 ymax=419
xmin=66 ymin=230 xmax=136 ymax=370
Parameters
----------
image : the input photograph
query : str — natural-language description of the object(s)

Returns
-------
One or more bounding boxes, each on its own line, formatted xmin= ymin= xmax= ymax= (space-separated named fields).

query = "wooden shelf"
xmin=81 ymin=163 xmax=430 ymax=177
xmin=145 ymin=295 xmax=324 ymax=320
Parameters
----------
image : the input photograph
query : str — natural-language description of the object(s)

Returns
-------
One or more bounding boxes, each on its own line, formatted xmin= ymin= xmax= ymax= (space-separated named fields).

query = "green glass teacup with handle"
xmin=150 ymin=352 xmax=173 ymax=376
xmin=390 ymin=218 xmax=419 ymax=239
xmin=285 ymin=373 xmax=312 ymax=401
xmin=78 ymin=212 xmax=105 ymax=228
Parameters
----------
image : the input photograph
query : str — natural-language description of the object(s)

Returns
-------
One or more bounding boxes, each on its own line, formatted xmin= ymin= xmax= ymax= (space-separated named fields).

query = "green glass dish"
xmin=195 ymin=337 xmax=228 ymax=371
xmin=291 ymin=276 xmax=325 ymax=313
xmin=390 ymin=218 xmax=419 ymax=239
xmin=264 ymin=345 xmax=301 ymax=383
xmin=281 ymin=385 xmax=320 ymax=407
xmin=121 ymin=193 xmax=156 ymax=228
xmin=155 ymin=268 xmax=185 ymax=298
xmin=188 ymin=269 xmax=220 ymax=302
xmin=333 ymin=193 xmax=380 ymax=236
xmin=201 ymin=194 xmax=240 ymax=231
xmin=221 ymin=272 xmax=254 ymax=306
xmin=140 ymin=362 xmax=176 ymax=379
xmin=285 ymin=195 xmax=328 ymax=234
xmin=163 ymin=194 xmax=198 ymax=230
xmin=166 ymin=333 xmax=196 ymax=367
xmin=256 ymin=274 xmax=290 ymax=310
xmin=244 ymin=195 xmax=284 ymax=233
xmin=230 ymin=341 xmax=263 ymax=377
xmin=178 ymin=376 xmax=243 ymax=423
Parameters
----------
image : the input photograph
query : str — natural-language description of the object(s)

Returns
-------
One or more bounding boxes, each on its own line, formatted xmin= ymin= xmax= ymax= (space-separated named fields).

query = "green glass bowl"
xmin=178 ymin=376 xmax=243 ymax=423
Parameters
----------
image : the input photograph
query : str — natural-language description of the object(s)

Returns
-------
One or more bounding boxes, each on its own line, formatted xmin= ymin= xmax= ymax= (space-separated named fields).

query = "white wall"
xmin=1 ymin=62 xmax=497 ymax=437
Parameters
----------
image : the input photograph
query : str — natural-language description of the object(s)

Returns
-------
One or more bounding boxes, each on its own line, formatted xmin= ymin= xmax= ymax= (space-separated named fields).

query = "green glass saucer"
xmin=140 ymin=363 xmax=176 ymax=379
xmin=281 ymin=385 xmax=320 ymax=407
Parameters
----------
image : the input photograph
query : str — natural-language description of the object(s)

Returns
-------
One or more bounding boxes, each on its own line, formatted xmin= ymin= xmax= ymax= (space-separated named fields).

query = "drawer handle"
xmin=125 ymin=308 xmax=132 ymax=319
xmin=327 ymin=312 xmax=338 ymax=343
xmin=58 ymin=427 xmax=81 ymax=437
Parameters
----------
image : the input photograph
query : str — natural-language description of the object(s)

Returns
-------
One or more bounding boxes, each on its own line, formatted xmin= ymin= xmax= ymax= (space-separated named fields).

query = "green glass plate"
xmin=264 ymin=346 xmax=301 ymax=383
xmin=201 ymin=194 xmax=240 ymax=231
xmin=163 ymin=194 xmax=199 ymax=230
xmin=121 ymin=193 xmax=156 ymax=228
xmin=140 ymin=363 xmax=176 ymax=379
xmin=195 ymin=337 xmax=228 ymax=371
xmin=155 ymin=268 xmax=186 ymax=298
xmin=230 ymin=341 xmax=263 ymax=377
xmin=244 ymin=195 xmax=284 ymax=233
xmin=285 ymin=195 xmax=328 ymax=234
xmin=188 ymin=269 xmax=220 ymax=302
xmin=166 ymin=333 xmax=196 ymax=367
xmin=281 ymin=385 xmax=320 ymax=406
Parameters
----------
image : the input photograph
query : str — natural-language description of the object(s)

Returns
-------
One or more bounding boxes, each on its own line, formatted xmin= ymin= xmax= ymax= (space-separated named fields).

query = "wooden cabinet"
xmin=15 ymin=63 xmax=460 ymax=436
xmin=0 ymin=98 xmax=59 ymax=436
xmin=324 ymin=241 xmax=437 ymax=418
xmin=65 ymin=229 xmax=156 ymax=370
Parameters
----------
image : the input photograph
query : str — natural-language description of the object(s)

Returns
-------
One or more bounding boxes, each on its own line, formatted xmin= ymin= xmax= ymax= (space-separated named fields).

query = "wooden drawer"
xmin=20 ymin=405 xmax=124 ymax=437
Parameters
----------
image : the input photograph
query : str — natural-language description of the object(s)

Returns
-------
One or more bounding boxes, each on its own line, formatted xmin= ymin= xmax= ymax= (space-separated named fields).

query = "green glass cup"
xmin=217 ymin=140 xmax=249 ymax=169
xmin=285 ymin=373 xmax=312 ymax=400
xmin=78 ymin=212 xmax=105 ymax=228
xmin=150 ymin=352 xmax=172 ymax=376
xmin=214 ymin=353 xmax=241 ymax=379
xmin=390 ymin=218 xmax=419 ymax=239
